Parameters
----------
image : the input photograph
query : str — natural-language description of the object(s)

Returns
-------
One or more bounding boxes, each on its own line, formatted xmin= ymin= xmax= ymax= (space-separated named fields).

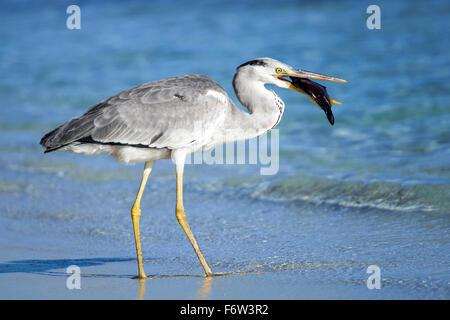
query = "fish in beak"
xmin=276 ymin=69 xmax=348 ymax=125
xmin=290 ymin=77 xmax=337 ymax=125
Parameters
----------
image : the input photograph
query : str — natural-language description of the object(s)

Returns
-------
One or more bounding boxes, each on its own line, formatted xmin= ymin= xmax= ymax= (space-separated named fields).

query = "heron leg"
xmin=175 ymin=160 xmax=213 ymax=277
xmin=131 ymin=160 xmax=154 ymax=279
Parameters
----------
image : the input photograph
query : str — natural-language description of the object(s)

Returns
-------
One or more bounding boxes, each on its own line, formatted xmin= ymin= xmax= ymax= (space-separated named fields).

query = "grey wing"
xmin=41 ymin=75 xmax=231 ymax=151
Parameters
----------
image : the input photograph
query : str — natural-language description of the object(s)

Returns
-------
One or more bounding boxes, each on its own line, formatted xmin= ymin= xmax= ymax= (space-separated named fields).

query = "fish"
xmin=289 ymin=76 xmax=341 ymax=125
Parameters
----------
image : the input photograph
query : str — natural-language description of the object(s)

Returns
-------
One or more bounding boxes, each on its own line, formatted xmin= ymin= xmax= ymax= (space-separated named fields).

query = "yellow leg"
xmin=175 ymin=164 xmax=213 ymax=277
xmin=131 ymin=161 xmax=154 ymax=279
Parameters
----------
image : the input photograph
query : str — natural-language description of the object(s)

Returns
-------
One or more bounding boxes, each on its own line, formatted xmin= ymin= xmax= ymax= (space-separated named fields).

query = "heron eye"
xmin=275 ymin=68 xmax=283 ymax=74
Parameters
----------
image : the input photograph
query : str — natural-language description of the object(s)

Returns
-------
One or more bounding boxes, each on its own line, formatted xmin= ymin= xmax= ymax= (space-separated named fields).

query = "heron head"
xmin=237 ymin=57 xmax=348 ymax=125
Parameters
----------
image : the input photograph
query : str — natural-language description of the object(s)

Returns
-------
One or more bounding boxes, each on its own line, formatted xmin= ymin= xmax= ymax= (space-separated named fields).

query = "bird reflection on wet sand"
xmin=135 ymin=274 xmax=214 ymax=300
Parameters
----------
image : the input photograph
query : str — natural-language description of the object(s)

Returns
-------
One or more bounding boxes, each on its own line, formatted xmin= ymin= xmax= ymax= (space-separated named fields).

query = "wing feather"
xmin=41 ymin=75 xmax=230 ymax=151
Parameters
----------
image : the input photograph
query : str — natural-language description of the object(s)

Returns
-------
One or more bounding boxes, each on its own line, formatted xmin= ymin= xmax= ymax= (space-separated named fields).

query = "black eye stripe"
xmin=237 ymin=59 xmax=268 ymax=69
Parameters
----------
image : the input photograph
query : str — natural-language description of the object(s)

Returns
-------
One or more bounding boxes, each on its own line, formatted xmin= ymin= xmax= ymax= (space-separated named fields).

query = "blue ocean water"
xmin=0 ymin=0 xmax=449 ymax=299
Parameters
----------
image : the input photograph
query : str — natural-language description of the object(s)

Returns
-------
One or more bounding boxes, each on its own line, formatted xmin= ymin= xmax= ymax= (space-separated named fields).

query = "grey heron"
xmin=40 ymin=57 xmax=347 ymax=278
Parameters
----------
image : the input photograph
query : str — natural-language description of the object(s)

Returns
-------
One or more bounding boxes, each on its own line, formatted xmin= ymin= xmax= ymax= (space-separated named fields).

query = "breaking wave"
xmin=245 ymin=176 xmax=450 ymax=213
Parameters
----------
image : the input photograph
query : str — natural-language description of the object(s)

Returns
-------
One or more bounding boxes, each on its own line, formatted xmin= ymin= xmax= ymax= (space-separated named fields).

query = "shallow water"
xmin=0 ymin=0 xmax=449 ymax=299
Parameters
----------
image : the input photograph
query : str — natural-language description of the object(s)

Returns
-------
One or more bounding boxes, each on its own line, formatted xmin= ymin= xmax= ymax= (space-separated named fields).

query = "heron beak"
xmin=276 ymin=69 xmax=347 ymax=126
xmin=288 ymin=69 xmax=348 ymax=83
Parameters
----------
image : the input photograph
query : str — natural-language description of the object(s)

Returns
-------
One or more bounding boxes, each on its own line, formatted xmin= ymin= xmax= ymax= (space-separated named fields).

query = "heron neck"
xmin=225 ymin=74 xmax=284 ymax=142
